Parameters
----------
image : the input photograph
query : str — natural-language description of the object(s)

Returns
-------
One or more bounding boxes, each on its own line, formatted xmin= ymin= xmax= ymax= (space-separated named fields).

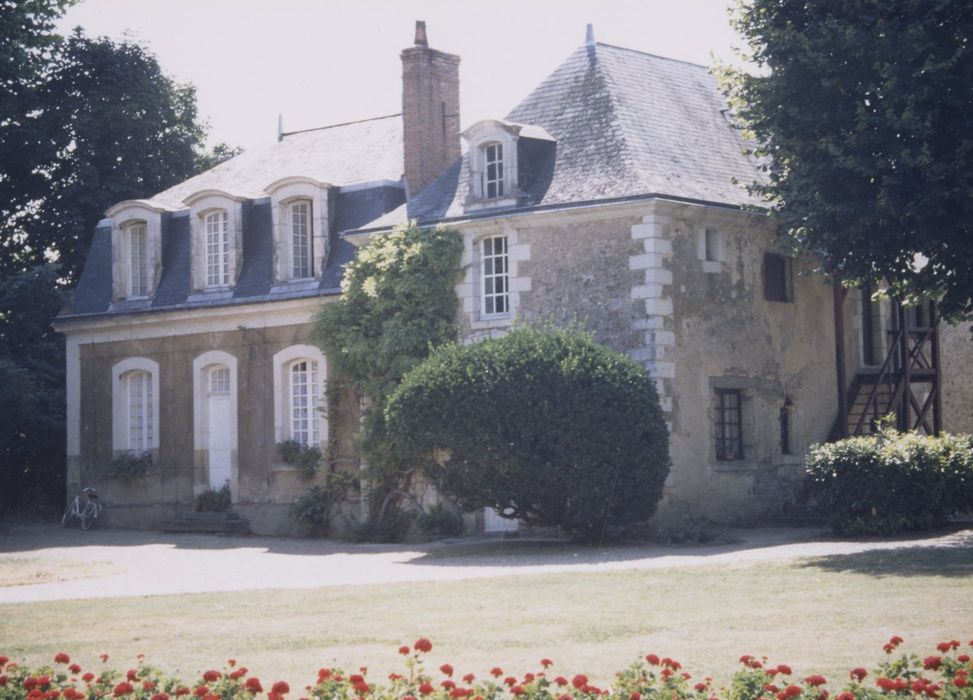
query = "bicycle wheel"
xmin=80 ymin=503 xmax=96 ymax=530
xmin=60 ymin=503 xmax=73 ymax=528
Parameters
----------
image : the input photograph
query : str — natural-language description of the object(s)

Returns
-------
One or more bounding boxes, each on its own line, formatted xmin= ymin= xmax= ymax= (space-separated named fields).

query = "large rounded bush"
xmin=385 ymin=325 xmax=670 ymax=540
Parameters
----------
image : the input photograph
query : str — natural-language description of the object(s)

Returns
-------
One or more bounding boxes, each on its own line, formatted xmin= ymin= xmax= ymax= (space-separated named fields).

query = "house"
xmin=54 ymin=23 xmax=973 ymax=535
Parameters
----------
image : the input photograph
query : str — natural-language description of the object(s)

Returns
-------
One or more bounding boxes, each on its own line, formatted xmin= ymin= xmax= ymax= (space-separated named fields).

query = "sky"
xmin=56 ymin=0 xmax=745 ymax=152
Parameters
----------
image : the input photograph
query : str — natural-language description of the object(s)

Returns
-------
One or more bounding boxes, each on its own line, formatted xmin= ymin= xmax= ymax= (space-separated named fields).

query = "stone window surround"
xmin=184 ymin=189 xmax=245 ymax=294
xmin=696 ymin=225 xmax=725 ymax=273
xmin=265 ymin=176 xmax=330 ymax=286
xmin=458 ymin=225 xmax=531 ymax=332
xmin=464 ymin=121 xmax=518 ymax=209
xmin=192 ymin=350 xmax=239 ymax=496
xmin=106 ymin=200 xmax=167 ymax=302
xmin=111 ymin=356 xmax=160 ymax=457
xmin=271 ymin=344 xmax=328 ymax=454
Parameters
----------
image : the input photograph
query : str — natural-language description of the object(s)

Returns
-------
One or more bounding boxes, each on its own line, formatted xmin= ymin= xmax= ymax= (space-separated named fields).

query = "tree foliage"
xmin=385 ymin=324 xmax=671 ymax=541
xmin=312 ymin=224 xmax=463 ymax=518
xmin=723 ymin=1 xmax=973 ymax=321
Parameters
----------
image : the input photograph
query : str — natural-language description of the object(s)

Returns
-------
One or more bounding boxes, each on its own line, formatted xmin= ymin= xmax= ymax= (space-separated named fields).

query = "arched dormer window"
xmin=265 ymin=177 xmax=330 ymax=285
xmin=462 ymin=119 xmax=554 ymax=212
xmin=183 ymin=190 xmax=245 ymax=293
xmin=106 ymin=200 xmax=168 ymax=302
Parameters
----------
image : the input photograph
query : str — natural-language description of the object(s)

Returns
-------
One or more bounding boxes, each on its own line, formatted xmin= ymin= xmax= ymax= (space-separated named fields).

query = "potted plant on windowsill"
xmin=276 ymin=439 xmax=322 ymax=479
xmin=105 ymin=451 xmax=152 ymax=479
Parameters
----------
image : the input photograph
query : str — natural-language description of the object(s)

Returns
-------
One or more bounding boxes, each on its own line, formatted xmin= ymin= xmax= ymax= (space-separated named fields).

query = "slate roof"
xmin=148 ymin=114 xmax=404 ymax=209
xmin=362 ymin=42 xmax=764 ymax=231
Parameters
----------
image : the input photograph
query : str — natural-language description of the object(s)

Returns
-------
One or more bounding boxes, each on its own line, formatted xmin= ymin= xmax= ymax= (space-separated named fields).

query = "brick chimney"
xmin=401 ymin=21 xmax=461 ymax=197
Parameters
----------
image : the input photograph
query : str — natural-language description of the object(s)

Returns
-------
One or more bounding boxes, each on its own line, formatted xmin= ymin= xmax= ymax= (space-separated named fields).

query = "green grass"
xmin=0 ymin=557 xmax=113 ymax=588
xmin=1 ymin=546 xmax=970 ymax=690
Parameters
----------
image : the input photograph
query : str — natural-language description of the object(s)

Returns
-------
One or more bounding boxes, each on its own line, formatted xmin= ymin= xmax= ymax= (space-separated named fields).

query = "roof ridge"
xmin=594 ymin=41 xmax=711 ymax=71
xmin=281 ymin=113 xmax=401 ymax=138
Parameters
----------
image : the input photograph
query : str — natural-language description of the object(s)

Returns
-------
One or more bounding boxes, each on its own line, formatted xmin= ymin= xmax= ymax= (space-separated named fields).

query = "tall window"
xmin=484 ymin=143 xmax=504 ymax=198
xmin=205 ymin=210 xmax=230 ymax=287
xmin=715 ymin=389 xmax=743 ymax=461
xmin=126 ymin=370 xmax=153 ymax=453
xmin=289 ymin=200 xmax=312 ymax=279
xmin=763 ymin=253 xmax=794 ymax=302
xmin=481 ymin=235 xmax=509 ymax=316
xmin=127 ymin=222 xmax=148 ymax=297
xmin=289 ymin=360 xmax=319 ymax=445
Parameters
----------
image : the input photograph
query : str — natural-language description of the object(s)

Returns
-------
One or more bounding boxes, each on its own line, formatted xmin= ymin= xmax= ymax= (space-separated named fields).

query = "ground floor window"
xmin=715 ymin=388 xmax=743 ymax=461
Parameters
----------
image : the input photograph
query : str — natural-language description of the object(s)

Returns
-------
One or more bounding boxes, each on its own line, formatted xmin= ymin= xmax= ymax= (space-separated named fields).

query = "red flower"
xmin=272 ymin=681 xmax=290 ymax=695
xmin=889 ymin=636 xmax=904 ymax=646
xmin=0 ymin=675 xmax=7 ymax=687
xmin=450 ymin=689 xmax=469 ymax=699
xmin=540 ymin=659 xmax=553 ymax=669
xmin=143 ymin=681 xmax=156 ymax=691
xmin=37 ymin=676 xmax=50 ymax=687
xmin=958 ymin=654 xmax=970 ymax=663
xmin=877 ymin=678 xmax=901 ymax=692
xmin=82 ymin=674 xmax=95 ymax=683
xmin=193 ymin=687 xmax=208 ymax=697
xmin=317 ymin=669 xmax=332 ymax=681
xmin=646 ymin=654 xmax=660 ymax=666
xmin=54 ymin=653 xmax=70 ymax=665
xmin=850 ymin=668 xmax=867 ymax=682
xmin=511 ymin=686 xmax=525 ymax=696
xmin=835 ymin=694 xmax=854 ymax=700
xmin=204 ymin=695 xmax=220 ymax=700
xmin=739 ymin=655 xmax=754 ymax=665
xmin=554 ymin=677 xmax=568 ymax=686
xmin=418 ymin=682 xmax=434 ymax=696
xmin=765 ymin=685 xmax=780 ymax=694
xmin=631 ymin=693 xmax=641 ymax=700
xmin=349 ymin=675 xmax=365 ymax=685
xmin=937 ymin=642 xmax=952 ymax=653
xmin=151 ymin=695 xmax=170 ymax=700
xmin=572 ymin=675 xmax=588 ymax=690
xmin=883 ymin=644 xmax=894 ymax=654
xmin=781 ymin=685 xmax=802 ymax=699
xmin=695 ymin=683 xmax=708 ymax=692
xmin=403 ymin=696 xmax=416 ymax=700
xmin=126 ymin=670 xmax=138 ymax=682
xmin=27 ymin=691 xmax=43 ymax=700
xmin=113 ymin=682 xmax=134 ymax=697
xmin=504 ymin=677 xmax=517 ymax=687
xmin=804 ymin=676 xmax=827 ymax=687
xmin=399 ymin=646 xmax=411 ymax=656
xmin=414 ymin=638 xmax=433 ymax=654
xmin=0 ymin=656 xmax=7 ymax=667
xmin=955 ymin=678 xmax=968 ymax=689
xmin=662 ymin=658 xmax=682 ymax=670
xmin=924 ymin=656 xmax=942 ymax=670
xmin=463 ymin=674 xmax=475 ymax=683
xmin=245 ymin=678 xmax=263 ymax=693
xmin=523 ymin=673 xmax=535 ymax=683
xmin=490 ymin=668 xmax=503 ymax=678
xmin=174 ymin=688 xmax=190 ymax=697
xmin=203 ymin=671 xmax=221 ymax=683
xmin=68 ymin=664 xmax=82 ymax=674
xmin=100 ymin=655 xmax=110 ymax=663
xmin=777 ymin=665 xmax=793 ymax=676
xmin=353 ymin=682 xmax=369 ymax=694
xmin=441 ymin=680 xmax=456 ymax=691
xmin=229 ymin=669 xmax=246 ymax=680
xmin=441 ymin=664 xmax=454 ymax=677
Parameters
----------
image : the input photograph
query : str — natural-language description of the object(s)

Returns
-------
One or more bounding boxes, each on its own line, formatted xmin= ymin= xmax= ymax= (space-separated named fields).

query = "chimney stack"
xmin=401 ymin=20 xmax=460 ymax=197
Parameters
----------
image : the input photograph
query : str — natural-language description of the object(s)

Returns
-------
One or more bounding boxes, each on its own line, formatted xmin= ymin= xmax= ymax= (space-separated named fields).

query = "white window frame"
xmin=288 ymin=199 xmax=313 ymax=279
xmin=107 ymin=200 xmax=167 ymax=301
xmin=183 ymin=189 xmax=244 ymax=293
xmin=480 ymin=234 xmax=510 ymax=317
xmin=265 ymin=177 xmax=330 ymax=284
xmin=126 ymin=221 xmax=149 ymax=298
xmin=697 ymin=226 xmax=725 ymax=273
xmin=272 ymin=344 xmax=328 ymax=449
xmin=111 ymin=357 xmax=160 ymax=455
xmin=288 ymin=359 xmax=319 ymax=445
xmin=204 ymin=209 xmax=230 ymax=288
xmin=483 ymin=142 xmax=505 ymax=199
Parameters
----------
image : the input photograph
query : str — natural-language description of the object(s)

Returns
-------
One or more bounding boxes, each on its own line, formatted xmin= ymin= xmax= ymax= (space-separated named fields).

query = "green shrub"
xmin=385 ymin=324 xmax=671 ymax=542
xmin=417 ymin=502 xmax=465 ymax=538
xmin=104 ymin=451 xmax=152 ymax=479
xmin=346 ymin=505 xmax=414 ymax=543
xmin=289 ymin=471 xmax=357 ymax=537
xmin=277 ymin=440 xmax=322 ymax=478
xmin=193 ymin=483 xmax=231 ymax=513
xmin=806 ymin=427 xmax=973 ymax=535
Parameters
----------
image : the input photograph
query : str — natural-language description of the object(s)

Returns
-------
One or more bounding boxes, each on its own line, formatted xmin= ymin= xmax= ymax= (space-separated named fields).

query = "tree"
xmin=312 ymin=224 xmax=463 ymax=526
xmin=384 ymin=325 xmax=671 ymax=541
xmin=723 ymin=1 xmax=973 ymax=321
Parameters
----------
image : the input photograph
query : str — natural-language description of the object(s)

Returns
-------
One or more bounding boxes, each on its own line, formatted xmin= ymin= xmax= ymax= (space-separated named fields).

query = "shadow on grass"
xmin=800 ymin=541 xmax=973 ymax=578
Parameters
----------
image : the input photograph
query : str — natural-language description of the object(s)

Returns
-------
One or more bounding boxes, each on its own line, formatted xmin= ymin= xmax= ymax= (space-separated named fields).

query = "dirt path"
xmin=1 ymin=522 xmax=970 ymax=604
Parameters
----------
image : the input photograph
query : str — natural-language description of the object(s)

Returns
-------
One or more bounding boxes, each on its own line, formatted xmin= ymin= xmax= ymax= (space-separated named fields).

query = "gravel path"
xmin=1 ymin=522 xmax=970 ymax=604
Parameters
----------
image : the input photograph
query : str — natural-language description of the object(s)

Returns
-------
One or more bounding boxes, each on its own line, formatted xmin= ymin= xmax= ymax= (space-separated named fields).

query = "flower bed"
xmin=1 ymin=637 xmax=970 ymax=700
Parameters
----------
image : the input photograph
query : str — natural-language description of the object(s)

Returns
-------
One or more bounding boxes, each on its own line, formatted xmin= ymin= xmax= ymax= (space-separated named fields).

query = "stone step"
xmin=162 ymin=511 xmax=250 ymax=534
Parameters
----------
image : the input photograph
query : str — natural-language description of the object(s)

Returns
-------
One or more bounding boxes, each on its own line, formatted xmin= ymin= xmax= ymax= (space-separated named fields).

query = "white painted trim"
xmin=192 ymin=350 xmax=239 ymax=498
xmin=109 ymin=205 xmax=163 ymax=301
xmin=338 ymin=179 xmax=403 ymax=193
xmin=459 ymin=225 xmax=530 ymax=330
xmin=267 ymin=179 xmax=330 ymax=282
xmin=111 ymin=357 xmax=160 ymax=453
xmin=271 ymin=344 xmax=328 ymax=449
xmin=105 ymin=199 xmax=172 ymax=217
xmin=186 ymin=193 xmax=244 ymax=292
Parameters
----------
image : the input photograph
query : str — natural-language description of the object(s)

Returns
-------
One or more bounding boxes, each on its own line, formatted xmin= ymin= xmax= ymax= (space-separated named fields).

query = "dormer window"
xmin=183 ymin=190 xmax=245 ymax=293
xmin=484 ymin=143 xmax=504 ymax=199
xmin=264 ymin=177 xmax=330 ymax=284
xmin=106 ymin=200 xmax=167 ymax=302
xmin=204 ymin=210 xmax=230 ymax=288
xmin=288 ymin=199 xmax=313 ymax=279
xmin=126 ymin=221 xmax=148 ymax=298
xmin=462 ymin=119 xmax=554 ymax=212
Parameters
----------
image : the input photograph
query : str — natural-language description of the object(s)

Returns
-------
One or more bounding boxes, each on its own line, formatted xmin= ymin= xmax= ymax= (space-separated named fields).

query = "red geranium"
xmin=490 ymin=668 xmax=503 ymax=678
xmin=203 ymin=671 xmax=221 ymax=683
xmin=850 ymin=668 xmax=867 ymax=682
xmin=0 ymin=675 xmax=7 ymax=687
xmin=441 ymin=680 xmax=456 ymax=690
xmin=113 ymin=682 xmax=134 ymax=697
xmin=68 ymin=664 xmax=81 ymax=675
xmin=836 ymin=693 xmax=855 ymax=700
xmin=777 ymin=665 xmax=793 ymax=676
xmin=151 ymin=694 xmax=170 ymax=700
xmin=695 ymin=683 xmax=709 ymax=692
xmin=414 ymin=638 xmax=433 ymax=654
xmin=272 ymin=681 xmax=290 ymax=695
xmin=956 ymin=678 xmax=968 ymax=688
xmin=126 ymin=670 xmax=138 ymax=682
xmin=646 ymin=654 xmax=660 ymax=666
xmin=82 ymin=674 xmax=94 ymax=683
xmin=54 ymin=653 xmax=70 ymax=665
xmin=349 ymin=675 xmax=364 ymax=685
xmin=630 ymin=692 xmax=641 ymax=700
xmin=510 ymin=686 xmax=525 ymax=696
xmin=399 ymin=646 xmax=411 ymax=656
xmin=245 ymin=678 xmax=263 ymax=693
xmin=540 ymin=659 xmax=553 ymax=669
xmin=418 ymin=682 xmax=434 ymax=696
xmin=463 ymin=674 xmax=475 ymax=684
xmin=193 ymin=687 xmax=208 ymax=697
xmin=804 ymin=676 xmax=827 ymax=687
xmin=924 ymin=656 xmax=943 ymax=670
xmin=174 ymin=688 xmax=190 ymax=697
xmin=440 ymin=664 xmax=454 ymax=677
xmin=100 ymin=655 xmax=109 ymax=663
xmin=554 ymin=677 xmax=568 ymax=686
xmin=143 ymin=681 xmax=156 ymax=691
xmin=572 ymin=675 xmax=588 ymax=690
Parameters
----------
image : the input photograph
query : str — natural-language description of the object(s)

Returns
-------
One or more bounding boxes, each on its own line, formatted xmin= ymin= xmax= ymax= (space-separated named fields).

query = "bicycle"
xmin=60 ymin=487 xmax=103 ymax=530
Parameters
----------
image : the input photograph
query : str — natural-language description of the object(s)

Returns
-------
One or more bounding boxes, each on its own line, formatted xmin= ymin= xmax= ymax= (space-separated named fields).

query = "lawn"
xmin=0 ymin=544 xmax=970 ymax=691
xmin=0 ymin=556 xmax=113 ymax=587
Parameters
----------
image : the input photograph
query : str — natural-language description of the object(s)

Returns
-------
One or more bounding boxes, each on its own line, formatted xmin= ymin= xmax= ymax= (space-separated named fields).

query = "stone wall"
xmin=940 ymin=322 xmax=973 ymax=434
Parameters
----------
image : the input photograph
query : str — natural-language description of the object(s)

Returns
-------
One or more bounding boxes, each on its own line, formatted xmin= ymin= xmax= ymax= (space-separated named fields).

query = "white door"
xmin=484 ymin=508 xmax=519 ymax=533
xmin=207 ymin=368 xmax=232 ymax=488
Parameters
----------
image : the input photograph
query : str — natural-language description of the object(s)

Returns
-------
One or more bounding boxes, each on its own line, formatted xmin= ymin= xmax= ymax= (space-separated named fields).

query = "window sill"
xmin=270 ymin=278 xmax=319 ymax=295
xmin=711 ymin=460 xmax=760 ymax=473
xmin=187 ymin=288 xmax=234 ymax=304
xmin=464 ymin=194 xmax=519 ymax=213
xmin=471 ymin=313 xmax=513 ymax=331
